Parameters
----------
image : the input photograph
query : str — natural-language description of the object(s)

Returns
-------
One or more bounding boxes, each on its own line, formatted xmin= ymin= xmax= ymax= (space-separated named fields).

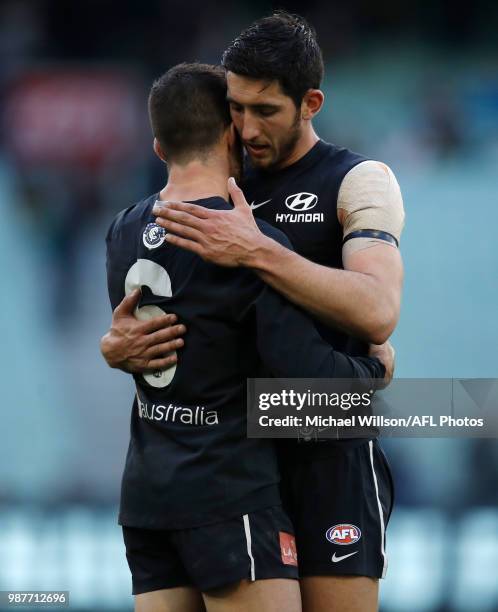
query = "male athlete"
xmin=102 ymin=13 xmax=404 ymax=612
xmin=147 ymin=14 xmax=404 ymax=612
xmin=104 ymin=62 xmax=393 ymax=612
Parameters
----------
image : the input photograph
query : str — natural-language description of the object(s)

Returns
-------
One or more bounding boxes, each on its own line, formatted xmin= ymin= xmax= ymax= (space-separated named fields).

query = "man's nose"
xmin=241 ymin=114 xmax=261 ymax=142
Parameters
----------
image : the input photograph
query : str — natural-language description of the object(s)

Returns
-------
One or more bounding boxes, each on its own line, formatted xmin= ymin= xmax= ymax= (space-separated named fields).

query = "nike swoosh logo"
xmin=331 ymin=551 xmax=358 ymax=563
xmin=250 ymin=199 xmax=271 ymax=210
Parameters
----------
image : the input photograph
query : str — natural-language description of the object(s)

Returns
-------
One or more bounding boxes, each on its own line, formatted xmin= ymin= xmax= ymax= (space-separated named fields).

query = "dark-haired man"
xmin=104 ymin=62 xmax=392 ymax=612
xmin=144 ymin=13 xmax=404 ymax=612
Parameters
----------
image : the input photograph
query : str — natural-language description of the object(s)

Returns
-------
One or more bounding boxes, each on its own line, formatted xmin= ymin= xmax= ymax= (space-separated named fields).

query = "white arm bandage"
xmin=338 ymin=160 xmax=405 ymax=257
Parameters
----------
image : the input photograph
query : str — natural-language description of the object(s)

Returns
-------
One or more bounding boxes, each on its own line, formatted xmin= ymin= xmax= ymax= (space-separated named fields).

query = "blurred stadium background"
xmin=0 ymin=1 xmax=497 ymax=610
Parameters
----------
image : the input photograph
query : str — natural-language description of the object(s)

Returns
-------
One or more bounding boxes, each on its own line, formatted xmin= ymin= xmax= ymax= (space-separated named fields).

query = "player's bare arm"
xmin=100 ymin=288 xmax=186 ymax=373
xmin=100 ymin=263 xmax=395 ymax=379
xmin=154 ymin=164 xmax=404 ymax=344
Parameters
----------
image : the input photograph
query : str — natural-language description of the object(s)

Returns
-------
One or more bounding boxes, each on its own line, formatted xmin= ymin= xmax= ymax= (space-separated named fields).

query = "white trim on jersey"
xmin=243 ymin=514 xmax=256 ymax=581
xmin=369 ymin=440 xmax=388 ymax=578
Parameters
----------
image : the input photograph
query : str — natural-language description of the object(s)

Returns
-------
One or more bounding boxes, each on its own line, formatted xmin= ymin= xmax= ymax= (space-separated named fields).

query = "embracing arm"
xmin=237 ymin=160 xmax=405 ymax=343
xmin=245 ymin=237 xmax=403 ymax=345
xmin=100 ymin=289 xmax=186 ymax=373
xmin=154 ymin=165 xmax=404 ymax=344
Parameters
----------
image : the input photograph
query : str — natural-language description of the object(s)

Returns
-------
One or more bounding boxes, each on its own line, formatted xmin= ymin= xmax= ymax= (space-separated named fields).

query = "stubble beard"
xmin=266 ymin=110 xmax=302 ymax=172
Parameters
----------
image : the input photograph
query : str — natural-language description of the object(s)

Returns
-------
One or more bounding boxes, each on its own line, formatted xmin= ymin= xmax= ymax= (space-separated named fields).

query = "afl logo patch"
xmin=143 ymin=223 xmax=166 ymax=250
xmin=285 ymin=192 xmax=318 ymax=211
xmin=326 ymin=524 xmax=361 ymax=546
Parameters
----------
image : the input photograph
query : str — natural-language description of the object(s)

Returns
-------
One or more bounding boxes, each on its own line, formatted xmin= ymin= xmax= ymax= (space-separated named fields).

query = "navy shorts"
xmin=280 ymin=439 xmax=394 ymax=579
xmin=122 ymin=505 xmax=299 ymax=594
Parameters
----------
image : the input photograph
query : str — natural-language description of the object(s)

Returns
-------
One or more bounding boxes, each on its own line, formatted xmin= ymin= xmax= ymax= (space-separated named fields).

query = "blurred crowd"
xmin=0 ymin=2 xmax=497 ymax=609
xmin=1 ymin=0 xmax=497 ymax=507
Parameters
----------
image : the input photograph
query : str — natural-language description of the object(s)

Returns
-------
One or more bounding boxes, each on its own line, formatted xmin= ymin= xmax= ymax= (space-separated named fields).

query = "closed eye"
xmin=257 ymin=108 xmax=277 ymax=117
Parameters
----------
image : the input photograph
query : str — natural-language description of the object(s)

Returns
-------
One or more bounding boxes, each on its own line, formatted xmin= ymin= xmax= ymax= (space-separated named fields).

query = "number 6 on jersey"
xmin=124 ymin=258 xmax=176 ymax=388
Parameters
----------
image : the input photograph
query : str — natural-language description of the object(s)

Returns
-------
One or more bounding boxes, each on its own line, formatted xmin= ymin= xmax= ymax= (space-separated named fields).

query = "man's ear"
xmin=301 ymin=89 xmax=324 ymax=120
xmin=153 ymin=138 xmax=167 ymax=163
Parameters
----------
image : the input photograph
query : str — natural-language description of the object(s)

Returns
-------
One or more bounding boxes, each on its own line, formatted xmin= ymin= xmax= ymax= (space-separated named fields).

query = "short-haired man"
xmin=142 ymin=13 xmax=404 ymax=612
xmin=104 ymin=62 xmax=393 ymax=612
xmin=147 ymin=13 xmax=404 ymax=612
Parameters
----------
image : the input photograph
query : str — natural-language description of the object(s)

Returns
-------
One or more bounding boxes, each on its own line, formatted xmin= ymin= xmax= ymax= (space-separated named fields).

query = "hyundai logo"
xmin=285 ymin=192 xmax=318 ymax=211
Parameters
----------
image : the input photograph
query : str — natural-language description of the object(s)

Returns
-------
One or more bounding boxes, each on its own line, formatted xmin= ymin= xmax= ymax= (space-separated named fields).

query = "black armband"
xmin=343 ymin=229 xmax=399 ymax=248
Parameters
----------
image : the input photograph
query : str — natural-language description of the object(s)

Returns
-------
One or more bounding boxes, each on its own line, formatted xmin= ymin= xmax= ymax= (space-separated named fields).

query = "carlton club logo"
xmin=143 ymin=223 xmax=166 ymax=250
xmin=285 ymin=192 xmax=318 ymax=211
xmin=326 ymin=524 xmax=362 ymax=546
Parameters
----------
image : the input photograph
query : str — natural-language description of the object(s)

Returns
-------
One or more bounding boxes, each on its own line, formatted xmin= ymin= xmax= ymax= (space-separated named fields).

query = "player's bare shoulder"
xmin=337 ymin=160 xmax=405 ymax=256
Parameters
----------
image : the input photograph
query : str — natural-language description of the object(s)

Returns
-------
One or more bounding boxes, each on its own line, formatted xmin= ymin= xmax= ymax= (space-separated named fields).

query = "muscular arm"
xmin=102 ymin=159 xmax=403 ymax=373
xmin=248 ymin=161 xmax=404 ymax=343
xmin=247 ymin=237 xmax=403 ymax=344
xmin=154 ymin=165 xmax=405 ymax=344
